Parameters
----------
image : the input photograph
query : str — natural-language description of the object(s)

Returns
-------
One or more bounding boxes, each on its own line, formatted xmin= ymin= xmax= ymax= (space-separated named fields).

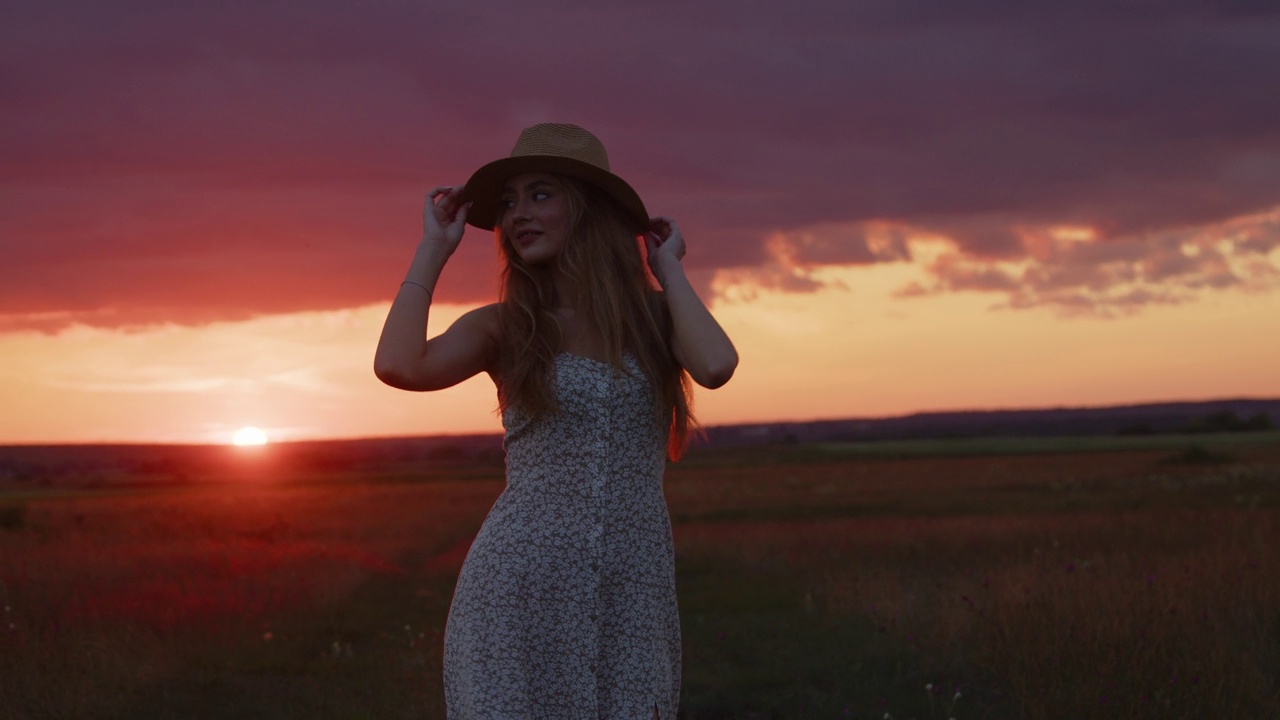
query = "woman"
xmin=374 ymin=123 xmax=737 ymax=719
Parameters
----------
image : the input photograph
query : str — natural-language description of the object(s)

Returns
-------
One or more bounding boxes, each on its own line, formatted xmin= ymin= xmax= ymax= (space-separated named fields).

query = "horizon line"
xmin=3 ymin=395 xmax=1276 ymax=450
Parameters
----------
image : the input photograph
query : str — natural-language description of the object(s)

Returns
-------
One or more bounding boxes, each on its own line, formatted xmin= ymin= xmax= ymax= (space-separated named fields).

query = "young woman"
xmin=374 ymin=123 xmax=737 ymax=719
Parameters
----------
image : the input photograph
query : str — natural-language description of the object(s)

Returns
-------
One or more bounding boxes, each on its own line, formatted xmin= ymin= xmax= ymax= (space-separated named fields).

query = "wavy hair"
xmin=494 ymin=175 xmax=693 ymax=459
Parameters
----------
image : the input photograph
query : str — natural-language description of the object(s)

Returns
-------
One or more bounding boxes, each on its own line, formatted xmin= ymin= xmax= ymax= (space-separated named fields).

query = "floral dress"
xmin=444 ymin=352 xmax=680 ymax=719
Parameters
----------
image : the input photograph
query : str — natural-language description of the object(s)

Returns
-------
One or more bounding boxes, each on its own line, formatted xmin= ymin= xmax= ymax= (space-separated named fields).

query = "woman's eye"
xmin=533 ymin=192 xmax=549 ymax=201
xmin=501 ymin=199 xmax=515 ymax=209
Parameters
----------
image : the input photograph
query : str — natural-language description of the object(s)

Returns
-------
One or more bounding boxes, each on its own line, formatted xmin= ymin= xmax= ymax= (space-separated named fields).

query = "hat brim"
xmin=460 ymin=155 xmax=649 ymax=233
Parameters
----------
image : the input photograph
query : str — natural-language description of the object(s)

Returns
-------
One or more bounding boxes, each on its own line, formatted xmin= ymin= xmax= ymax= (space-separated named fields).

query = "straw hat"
xmin=460 ymin=123 xmax=649 ymax=233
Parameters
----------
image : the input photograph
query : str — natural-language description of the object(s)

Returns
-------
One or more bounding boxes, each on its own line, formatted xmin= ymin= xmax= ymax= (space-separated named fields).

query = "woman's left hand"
xmin=645 ymin=216 xmax=686 ymax=285
xmin=644 ymin=215 xmax=738 ymax=389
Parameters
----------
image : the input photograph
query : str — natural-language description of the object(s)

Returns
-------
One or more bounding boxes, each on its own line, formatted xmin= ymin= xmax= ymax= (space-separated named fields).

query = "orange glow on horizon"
xmin=232 ymin=426 xmax=269 ymax=446
xmin=1 ymin=245 xmax=1278 ymax=446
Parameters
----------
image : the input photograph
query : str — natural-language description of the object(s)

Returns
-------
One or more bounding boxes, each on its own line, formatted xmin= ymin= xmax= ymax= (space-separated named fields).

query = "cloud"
xmin=6 ymin=303 xmax=380 ymax=397
xmin=4 ymin=0 xmax=1280 ymax=328
xmin=895 ymin=209 xmax=1280 ymax=316
xmin=709 ymin=222 xmax=915 ymax=298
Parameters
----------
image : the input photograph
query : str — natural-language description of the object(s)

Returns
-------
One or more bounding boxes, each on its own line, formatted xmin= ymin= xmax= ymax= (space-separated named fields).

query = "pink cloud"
xmin=897 ymin=212 xmax=1280 ymax=316
xmin=4 ymin=0 xmax=1280 ymax=327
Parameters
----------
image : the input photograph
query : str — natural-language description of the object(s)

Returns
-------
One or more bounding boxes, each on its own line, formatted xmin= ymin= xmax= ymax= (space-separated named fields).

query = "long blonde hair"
xmin=494 ymin=175 xmax=693 ymax=459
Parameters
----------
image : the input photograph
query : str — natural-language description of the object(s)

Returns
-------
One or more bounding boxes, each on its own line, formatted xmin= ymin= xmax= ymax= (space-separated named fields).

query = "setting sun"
xmin=232 ymin=426 xmax=269 ymax=446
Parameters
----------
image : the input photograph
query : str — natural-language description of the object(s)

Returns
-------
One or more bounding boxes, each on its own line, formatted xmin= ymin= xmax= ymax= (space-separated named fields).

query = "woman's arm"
xmin=374 ymin=187 xmax=499 ymax=391
xmin=646 ymin=216 xmax=738 ymax=389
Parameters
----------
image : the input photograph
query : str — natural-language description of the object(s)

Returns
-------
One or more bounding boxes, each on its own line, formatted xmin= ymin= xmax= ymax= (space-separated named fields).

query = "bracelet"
xmin=401 ymin=281 xmax=432 ymax=298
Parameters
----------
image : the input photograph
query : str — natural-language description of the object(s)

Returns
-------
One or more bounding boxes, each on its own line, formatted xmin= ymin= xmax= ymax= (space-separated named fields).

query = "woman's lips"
xmin=515 ymin=230 xmax=541 ymax=246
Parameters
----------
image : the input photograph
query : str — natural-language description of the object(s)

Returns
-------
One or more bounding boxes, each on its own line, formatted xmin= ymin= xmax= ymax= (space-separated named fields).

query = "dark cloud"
xmin=3 ymin=0 xmax=1280 ymax=328
xmin=898 ymin=213 xmax=1280 ymax=316
xmin=770 ymin=225 xmax=912 ymax=266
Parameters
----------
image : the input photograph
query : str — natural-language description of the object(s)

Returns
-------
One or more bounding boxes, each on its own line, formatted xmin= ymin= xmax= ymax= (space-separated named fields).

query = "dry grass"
xmin=667 ymin=444 xmax=1280 ymax=718
xmin=1 ymin=480 xmax=500 ymax=719
xmin=2 ymin=437 xmax=1278 ymax=718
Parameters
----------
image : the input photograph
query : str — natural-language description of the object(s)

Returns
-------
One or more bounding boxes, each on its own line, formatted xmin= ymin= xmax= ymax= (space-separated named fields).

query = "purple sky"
xmin=4 ymin=0 xmax=1279 ymax=330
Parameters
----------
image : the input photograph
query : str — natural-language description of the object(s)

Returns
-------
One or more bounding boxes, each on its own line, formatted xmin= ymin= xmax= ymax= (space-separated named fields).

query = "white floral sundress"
xmin=443 ymin=352 xmax=680 ymax=719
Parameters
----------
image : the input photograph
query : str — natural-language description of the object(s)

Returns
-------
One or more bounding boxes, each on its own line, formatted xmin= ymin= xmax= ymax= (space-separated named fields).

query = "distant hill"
xmin=698 ymin=398 xmax=1280 ymax=448
xmin=1 ymin=398 xmax=1276 ymax=487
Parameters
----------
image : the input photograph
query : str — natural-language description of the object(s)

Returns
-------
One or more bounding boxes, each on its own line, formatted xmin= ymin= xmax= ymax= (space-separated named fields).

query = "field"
xmin=2 ymin=433 xmax=1279 ymax=719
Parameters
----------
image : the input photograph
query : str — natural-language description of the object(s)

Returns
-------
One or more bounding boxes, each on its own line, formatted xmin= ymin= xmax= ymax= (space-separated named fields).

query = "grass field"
xmin=2 ymin=433 xmax=1279 ymax=719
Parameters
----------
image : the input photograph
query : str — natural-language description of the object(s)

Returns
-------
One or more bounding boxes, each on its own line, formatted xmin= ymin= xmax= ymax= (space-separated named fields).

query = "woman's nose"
xmin=511 ymin=198 xmax=532 ymax=220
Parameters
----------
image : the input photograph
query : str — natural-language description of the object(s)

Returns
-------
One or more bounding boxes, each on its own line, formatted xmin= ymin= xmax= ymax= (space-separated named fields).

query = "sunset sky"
xmin=3 ymin=1 xmax=1279 ymax=445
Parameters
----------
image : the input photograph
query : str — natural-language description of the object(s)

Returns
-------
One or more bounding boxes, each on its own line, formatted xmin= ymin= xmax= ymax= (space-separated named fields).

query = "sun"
xmin=232 ymin=426 xmax=269 ymax=447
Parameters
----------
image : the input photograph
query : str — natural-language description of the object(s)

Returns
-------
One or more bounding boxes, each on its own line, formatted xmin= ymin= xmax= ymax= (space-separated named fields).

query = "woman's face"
xmin=499 ymin=173 xmax=572 ymax=266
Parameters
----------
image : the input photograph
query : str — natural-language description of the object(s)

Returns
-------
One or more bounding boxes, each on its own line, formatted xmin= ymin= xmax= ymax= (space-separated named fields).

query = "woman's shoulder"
xmin=442 ymin=303 xmax=503 ymax=379
xmin=455 ymin=303 xmax=503 ymax=341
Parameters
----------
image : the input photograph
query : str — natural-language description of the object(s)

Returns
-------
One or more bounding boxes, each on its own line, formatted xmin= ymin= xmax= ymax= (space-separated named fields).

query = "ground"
xmin=2 ymin=432 xmax=1278 ymax=719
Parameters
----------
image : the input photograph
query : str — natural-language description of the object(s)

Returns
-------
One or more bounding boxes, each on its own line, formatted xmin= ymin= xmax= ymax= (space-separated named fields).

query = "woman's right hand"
xmin=423 ymin=185 xmax=471 ymax=257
